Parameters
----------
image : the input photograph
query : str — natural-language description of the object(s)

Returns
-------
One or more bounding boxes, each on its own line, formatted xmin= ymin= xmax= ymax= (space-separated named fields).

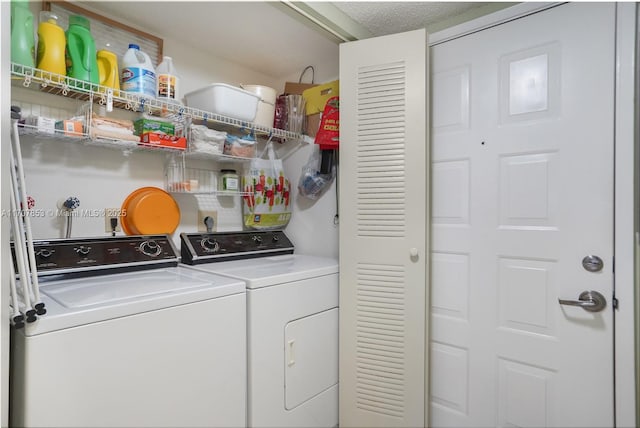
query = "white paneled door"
xmin=430 ymin=3 xmax=615 ymax=427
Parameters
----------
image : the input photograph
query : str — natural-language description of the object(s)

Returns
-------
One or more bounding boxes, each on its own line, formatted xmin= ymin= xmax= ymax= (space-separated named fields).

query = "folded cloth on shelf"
xmin=190 ymin=125 xmax=226 ymax=154
xmin=91 ymin=113 xmax=133 ymax=129
xmin=90 ymin=113 xmax=138 ymax=141
xmin=89 ymin=128 xmax=140 ymax=142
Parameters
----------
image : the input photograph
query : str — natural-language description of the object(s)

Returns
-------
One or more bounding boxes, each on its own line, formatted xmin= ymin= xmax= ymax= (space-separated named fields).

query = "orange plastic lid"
xmin=121 ymin=187 xmax=180 ymax=235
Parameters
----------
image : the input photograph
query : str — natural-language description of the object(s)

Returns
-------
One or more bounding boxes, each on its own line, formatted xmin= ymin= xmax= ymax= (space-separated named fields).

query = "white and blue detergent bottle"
xmin=121 ymin=44 xmax=156 ymax=98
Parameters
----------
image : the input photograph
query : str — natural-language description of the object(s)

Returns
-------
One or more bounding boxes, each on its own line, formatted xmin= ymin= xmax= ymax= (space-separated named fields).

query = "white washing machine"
xmin=181 ymin=231 xmax=339 ymax=428
xmin=10 ymin=235 xmax=247 ymax=428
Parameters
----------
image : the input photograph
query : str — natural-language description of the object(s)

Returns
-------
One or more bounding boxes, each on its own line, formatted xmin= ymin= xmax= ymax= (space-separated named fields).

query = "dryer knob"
xmin=201 ymin=238 xmax=219 ymax=253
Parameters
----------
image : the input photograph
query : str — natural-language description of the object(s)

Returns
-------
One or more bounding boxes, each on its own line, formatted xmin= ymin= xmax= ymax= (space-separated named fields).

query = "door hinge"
xmin=612 ymin=296 xmax=619 ymax=310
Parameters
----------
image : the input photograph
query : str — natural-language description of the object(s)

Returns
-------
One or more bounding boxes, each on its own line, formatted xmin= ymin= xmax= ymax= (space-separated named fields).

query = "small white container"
xmin=184 ymin=83 xmax=260 ymax=122
xmin=240 ymin=84 xmax=277 ymax=128
xmin=156 ymin=55 xmax=180 ymax=103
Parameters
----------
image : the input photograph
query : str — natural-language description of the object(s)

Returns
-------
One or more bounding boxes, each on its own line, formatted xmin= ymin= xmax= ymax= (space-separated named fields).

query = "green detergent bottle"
xmin=65 ymin=15 xmax=99 ymax=88
xmin=11 ymin=0 xmax=35 ymax=68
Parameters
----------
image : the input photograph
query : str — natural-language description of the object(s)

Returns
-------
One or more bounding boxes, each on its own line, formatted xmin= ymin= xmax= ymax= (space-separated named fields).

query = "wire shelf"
xmin=11 ymin=63 xmax=305 ymax=143
xmin=165 ymin=163 xmax=249 ymax=196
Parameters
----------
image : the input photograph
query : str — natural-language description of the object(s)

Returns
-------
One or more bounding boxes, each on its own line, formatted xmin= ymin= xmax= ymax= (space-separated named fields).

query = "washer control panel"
xmin=12 ymin=235 xmax=178 ymax=277
xmin=181 ymin=230 xmax=294 ymax=265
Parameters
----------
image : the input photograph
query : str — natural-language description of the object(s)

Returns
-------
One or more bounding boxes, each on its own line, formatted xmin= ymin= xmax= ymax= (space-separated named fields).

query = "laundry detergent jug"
xmin=11 ymin=0 xmax=35 ymax=68
xmin=121 ymin=44 xmax=156 ymax=98
xmin=97 ymin=49 xmax=120 ymax=93
xmin=65 ymin=15 xmax=99 ymax=87
xmin=36 ymin=11 xmax=66 ymax=78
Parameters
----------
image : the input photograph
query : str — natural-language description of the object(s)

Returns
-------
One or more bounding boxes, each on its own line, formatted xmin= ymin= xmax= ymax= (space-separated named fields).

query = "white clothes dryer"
xmin=181 ymin=231 xmax=339 ymax=428
xmin=11 ymin=235 xmax=247 ymax=428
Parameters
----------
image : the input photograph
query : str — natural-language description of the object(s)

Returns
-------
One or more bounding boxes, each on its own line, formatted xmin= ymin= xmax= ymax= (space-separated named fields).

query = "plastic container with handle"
xmin=36 ymin=11 xmax=66 ymax=78
xmin=121 ymin=44 xmax=156 ymax=98
xmin=11 ymin=0 xmax=35 ymax=67
xmin=65 ymin=15 xmax=99 ymax=87
xmin=97 ymin=48 xmax=120 ymax=93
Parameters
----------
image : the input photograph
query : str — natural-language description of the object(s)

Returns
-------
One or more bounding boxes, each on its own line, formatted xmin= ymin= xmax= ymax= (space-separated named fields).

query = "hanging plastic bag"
xmin=298 ymin=144 xmax=336 ymax=200
xmin=224 ymin=133 xmax=256 ymax=158
xmin=242 ymin=142 xmax=292 ymax=229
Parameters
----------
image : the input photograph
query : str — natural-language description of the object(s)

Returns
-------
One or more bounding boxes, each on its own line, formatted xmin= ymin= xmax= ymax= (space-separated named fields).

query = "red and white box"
xmin=139 ymin=132 xmax=187 ymax=150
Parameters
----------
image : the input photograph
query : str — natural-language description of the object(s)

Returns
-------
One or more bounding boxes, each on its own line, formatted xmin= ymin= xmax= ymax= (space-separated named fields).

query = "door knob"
xmin=558 ymin=290 xmax=606 ymax=312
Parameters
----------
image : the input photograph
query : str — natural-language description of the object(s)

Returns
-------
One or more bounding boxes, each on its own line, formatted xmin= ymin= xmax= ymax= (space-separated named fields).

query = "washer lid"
xmin=44 ymin=268 xmax=244 ymax=308
xmin=24 ymin=267 xmax=245 ymax=335
xmin=186 ymin=254 xmax=338 ymax=289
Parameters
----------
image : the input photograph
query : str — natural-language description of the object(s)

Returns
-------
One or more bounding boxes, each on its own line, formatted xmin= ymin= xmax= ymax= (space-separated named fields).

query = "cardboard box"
xmin=306 ymin=113 xmax=321 ymax=138
xmin=139 ymin=132 xmax=187 ymax=150
xmin=283 ymin=82 xmax=317 ymax=95
xmin=26 ymin=116 xmax=56 ymax=134
xmin=55 ymin=120 xmax=83 ymax=136
xmin=134 ymin=118 xmax=175 ymax=136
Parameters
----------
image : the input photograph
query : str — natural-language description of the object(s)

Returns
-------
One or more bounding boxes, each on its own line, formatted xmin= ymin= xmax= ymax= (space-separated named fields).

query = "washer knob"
xmin=201 ymin=238 xmax=219 ymax=253
xmin=74 ymin=246 xmax=91 ymax=256
xmin=37 ymin=248 xmax=55 ymax=258
xmin=140 ymin=240 xmax=162 ymax=257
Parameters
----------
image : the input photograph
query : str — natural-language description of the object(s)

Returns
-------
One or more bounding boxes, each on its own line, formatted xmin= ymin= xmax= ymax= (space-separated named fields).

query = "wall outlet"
xmin=104 ymin=208 xmax=123 ymax=233
xmin=197 ymin=210 xmax=218 ymax=232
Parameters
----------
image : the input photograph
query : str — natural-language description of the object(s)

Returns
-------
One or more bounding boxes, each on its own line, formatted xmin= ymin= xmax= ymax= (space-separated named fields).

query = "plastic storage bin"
xmin=241 ymin=85 xmax=277 ymax=127
xmin=184 ymin=83 xmax=260 ymax=122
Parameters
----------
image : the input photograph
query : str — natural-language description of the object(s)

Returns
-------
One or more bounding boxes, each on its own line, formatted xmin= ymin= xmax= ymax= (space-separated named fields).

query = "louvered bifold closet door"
xmin=339 ymin=29 xmax=429 ymax=428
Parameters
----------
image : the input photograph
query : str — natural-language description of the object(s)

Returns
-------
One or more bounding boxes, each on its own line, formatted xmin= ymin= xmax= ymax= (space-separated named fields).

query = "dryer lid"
xmin=191 ymin=254 xmax=338 ymax=289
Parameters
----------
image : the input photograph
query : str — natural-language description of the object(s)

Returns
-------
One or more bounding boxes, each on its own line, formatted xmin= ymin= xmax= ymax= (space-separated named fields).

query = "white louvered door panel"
xmin=339 ymin=29 xmax=428 ymax=428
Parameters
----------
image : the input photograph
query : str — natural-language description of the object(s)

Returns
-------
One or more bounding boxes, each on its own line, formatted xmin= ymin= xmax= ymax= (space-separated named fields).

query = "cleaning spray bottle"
xmin=156 ymin=56 xmax=181 ymax=104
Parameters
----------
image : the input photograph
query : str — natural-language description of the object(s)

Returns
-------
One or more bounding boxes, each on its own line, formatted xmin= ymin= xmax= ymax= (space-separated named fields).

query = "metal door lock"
xmin=582 ymin=255 xmax=604 ymax=272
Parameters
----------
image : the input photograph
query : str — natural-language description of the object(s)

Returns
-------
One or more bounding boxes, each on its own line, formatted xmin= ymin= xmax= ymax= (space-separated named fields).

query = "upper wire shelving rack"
xmin=10 ymin=62 xmax=304 ymax=143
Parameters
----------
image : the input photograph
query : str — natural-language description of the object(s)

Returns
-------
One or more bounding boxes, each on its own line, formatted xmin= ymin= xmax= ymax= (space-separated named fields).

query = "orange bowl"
xmin=121 ymin=187 xmax=180 ymax=235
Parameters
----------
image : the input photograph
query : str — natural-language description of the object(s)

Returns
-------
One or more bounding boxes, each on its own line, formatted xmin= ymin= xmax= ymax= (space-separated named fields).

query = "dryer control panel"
xmin=181 ymin=230 xmax=294 ymax=264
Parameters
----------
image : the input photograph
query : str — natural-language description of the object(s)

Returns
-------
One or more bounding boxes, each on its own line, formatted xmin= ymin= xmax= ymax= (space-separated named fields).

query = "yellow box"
xmin=302 ymin=80 xmax=339 ymax=115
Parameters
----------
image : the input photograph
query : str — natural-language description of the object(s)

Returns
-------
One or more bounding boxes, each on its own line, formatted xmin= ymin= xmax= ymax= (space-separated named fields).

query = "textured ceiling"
xmin=332 ymin=2 xmax=493 ymax=36
xmin=79 ymin=2 xmax=508 ymax=81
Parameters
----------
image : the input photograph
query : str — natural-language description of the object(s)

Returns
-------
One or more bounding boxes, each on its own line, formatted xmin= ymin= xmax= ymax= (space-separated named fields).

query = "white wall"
xmin=279 ymin=143 xmax=339 ymax=258
xmin=1 ymin=3 xmax=11 ymax=426
xmin=12 ymin=2 xmax=340 ymax=258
